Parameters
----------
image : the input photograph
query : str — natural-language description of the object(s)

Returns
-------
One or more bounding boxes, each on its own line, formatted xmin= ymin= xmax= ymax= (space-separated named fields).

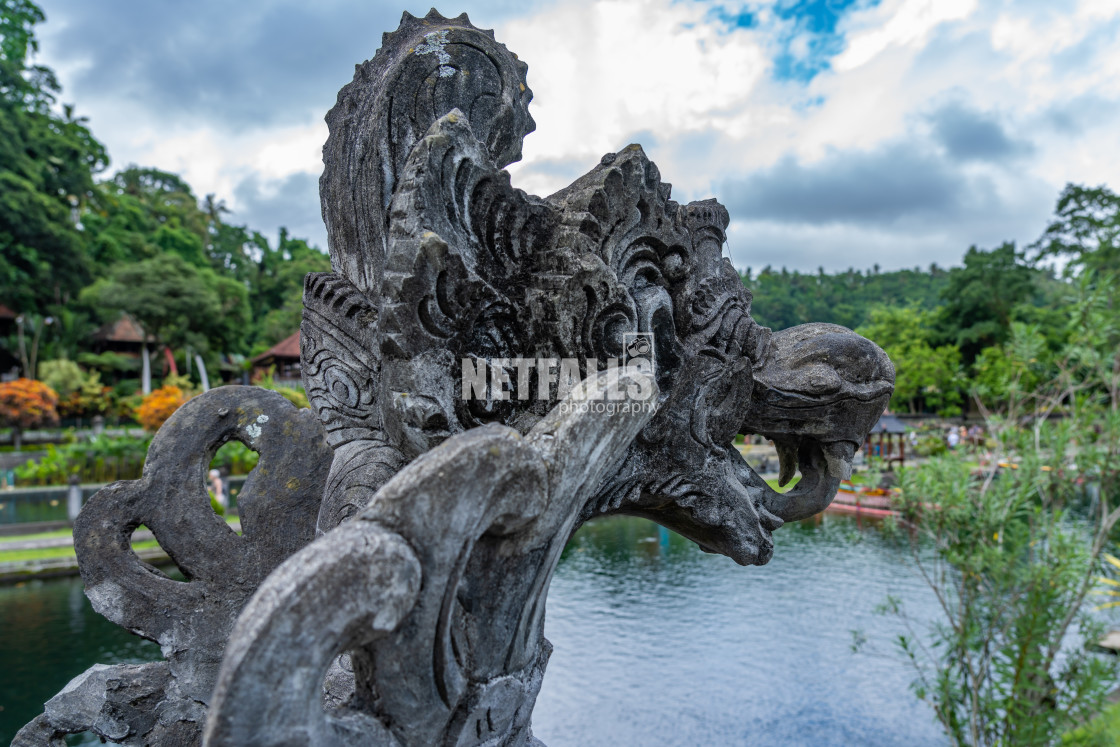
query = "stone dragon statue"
xmin=15 ymin=10 xmax=892 ymax=746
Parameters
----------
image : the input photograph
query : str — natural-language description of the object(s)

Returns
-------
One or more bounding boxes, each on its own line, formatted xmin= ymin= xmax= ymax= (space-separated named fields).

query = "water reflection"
xmin=0 ymin=514 xmax=946 ymax=745
xmin=0 ymin=576 xmax=160 ymax=743
xmin=534 ymin=513 xmax=947 ymax=746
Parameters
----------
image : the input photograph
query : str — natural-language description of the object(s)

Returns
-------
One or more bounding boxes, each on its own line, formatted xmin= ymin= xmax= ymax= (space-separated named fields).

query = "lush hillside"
xmin=740 ymin=199 xmax=1120 ymax=416
xmin=743 ymin=264 xmax=951 ymax=332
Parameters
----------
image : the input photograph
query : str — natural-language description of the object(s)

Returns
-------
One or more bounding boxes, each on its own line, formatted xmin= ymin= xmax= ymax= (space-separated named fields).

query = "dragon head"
xmin=301 ymin=11 xmax=894 ymax=566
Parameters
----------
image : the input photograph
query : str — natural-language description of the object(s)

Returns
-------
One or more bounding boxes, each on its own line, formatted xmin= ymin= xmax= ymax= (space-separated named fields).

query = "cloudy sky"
xmin=33 ymin=0 xmax=1120 ymax=273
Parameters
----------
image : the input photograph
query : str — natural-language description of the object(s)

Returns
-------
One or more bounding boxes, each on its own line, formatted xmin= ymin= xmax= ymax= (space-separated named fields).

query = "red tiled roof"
xmin=93 ymin=314 xmax=152 ymax=343
xmin=253 ymin=331 xmax=301 ymax=363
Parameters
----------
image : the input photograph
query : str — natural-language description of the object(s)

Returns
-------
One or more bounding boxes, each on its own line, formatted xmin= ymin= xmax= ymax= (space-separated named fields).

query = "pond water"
xmin=0 ymin=514 xmax=947 ymax=745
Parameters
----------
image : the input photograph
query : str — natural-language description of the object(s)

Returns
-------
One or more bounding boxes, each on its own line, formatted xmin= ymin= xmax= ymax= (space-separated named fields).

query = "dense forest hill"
xmin=742 ymin=241 xmax=1073 ymax=365
xmin=2 ymin=1 xmax=1118 ymax=419
xmin=739 ymin=241 xmax=1090 ymax=416
xmin=743 ymin=264 xmax=951 ymax=332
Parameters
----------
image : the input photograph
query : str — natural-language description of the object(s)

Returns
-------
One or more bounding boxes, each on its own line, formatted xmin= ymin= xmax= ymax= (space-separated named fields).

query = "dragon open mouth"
xmin=742 ymin=321 xmax=895 ymax=523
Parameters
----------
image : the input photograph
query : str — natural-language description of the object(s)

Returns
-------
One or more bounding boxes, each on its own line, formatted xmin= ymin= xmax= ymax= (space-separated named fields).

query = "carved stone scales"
xmin=16 ymin=10 xmax=892 ymax=746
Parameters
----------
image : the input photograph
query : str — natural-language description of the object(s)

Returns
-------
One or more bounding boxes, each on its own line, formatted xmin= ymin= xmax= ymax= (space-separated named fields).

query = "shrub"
xmin=0 ymin=379 xmax=60 ymax=447
xmin=47 ymin=365 xmax=116 ymax=419
xmin=135 ymin=385 xmax=190 ymax=432
xmin=39 ymin=359 xmax=87 ymax=397
xmin=879 ymin=274 xmax=1120 ymax=746
xmin=913 ymin=434 xmax=947 ymax=458
xmin=254 ymin=365 xmax=310 ymax=409
xmin=57 ymin=385 xmax=116 ymax=419
xmin=15 ymin=434 xmax=151 ymax=485
xmin=209 ymin=440 xmax=259 ymax=476
xmin=273 ymin=387 xmax=309 ymax=409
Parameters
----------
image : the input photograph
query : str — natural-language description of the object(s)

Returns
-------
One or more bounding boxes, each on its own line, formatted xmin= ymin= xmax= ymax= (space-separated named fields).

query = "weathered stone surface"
xmin=303 ymin=10 xmax=893 ymax=568
xmin=17 ymin=387 xmax=332 ymax=744
xmin=13 ymin=662 xmax=201 ymax=746
xmin=21 ymin=9 xmax=893 ymax=746
xmin=205 ymin=368 xmax=655 ymax=746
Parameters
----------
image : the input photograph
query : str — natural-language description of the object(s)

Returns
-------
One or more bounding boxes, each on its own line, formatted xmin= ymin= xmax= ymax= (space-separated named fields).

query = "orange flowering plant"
xmin=135 ymin=385 xmax=191 ymax=432
xmin=0 ymin=378 xmax=60 ymax=429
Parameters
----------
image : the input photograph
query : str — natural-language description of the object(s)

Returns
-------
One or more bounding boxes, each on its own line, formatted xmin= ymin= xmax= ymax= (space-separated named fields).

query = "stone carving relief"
xmin=16 ymin=10 xmax=893 ymax=746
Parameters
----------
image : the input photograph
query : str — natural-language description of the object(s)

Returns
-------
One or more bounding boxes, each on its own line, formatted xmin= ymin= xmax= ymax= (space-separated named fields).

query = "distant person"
xmin=947 ymin=429 xmax=960 ymax=450
xmin=209 ymin=469 xmax=226 ymax=509
xmin=968 ymin=424 xmax=983 ymax=447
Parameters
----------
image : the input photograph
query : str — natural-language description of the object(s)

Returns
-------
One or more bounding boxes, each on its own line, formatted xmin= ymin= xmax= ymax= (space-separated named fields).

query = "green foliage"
xmin=256 ymin=295 xmax=305 ymax=349
xmin=76 ymin=176 xmax=320 ymax=356
xmin=38 ymin=358 xmax=86 ymax=396
xmin=907 ymin=422 xmax=952 ymax=457
xmin=13 ymin=429 xmax=260 ymax=486
xmin=14 ymin=434 xmax=150 ymax=485
xmin=0 ymin=0 xmax=50 ymax=105
xmin=209 ymin=440 xmax=259 ymax=476
xmin=935 ymin=242 xmax=1043 ymax=364
xmin=893 ymin=449 xmax=1115 ymax=745
xmin=884 ymin=275 xmax=1120 ymax=746
xmin=37 ymin=358 xmax=113 ymax=417
xmin=77 ymin=350 xmax=139 ymax=373
xmin=250 ymin=228 xmax=330 ymax=306
xmin=969 ymin=324 xmax=1055 ymax=413
xmin=857 ymin=305 xmax=963 ymax=415
xmin=0 ymin=0 xmax=108 ymax=314
xmin=1031 ymin=184 xmax=1120 ymax=278
xmin=742 ymin=263 xmax=950 ymax=331
xmin=1063 ymin=699 xmax=1120 ymax=746
xmin=84 ymin=166 xmax=210 ymax=268
xmin=80 ymin=253 xmax=250 ymax=354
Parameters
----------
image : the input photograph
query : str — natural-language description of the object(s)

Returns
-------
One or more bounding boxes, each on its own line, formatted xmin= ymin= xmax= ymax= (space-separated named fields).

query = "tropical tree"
xmin=0 ymin=376 xmax=58 ymax=448
xmin=1031 ymin=183 xmax=1120 ymax=278
xmin=0 ymin=0 xmax=108 ymax=314
xmin=79 ymin=254 xmax=249 ymax=392
xmin=935 ymin=242 xmax=1040 ymax=365
xmin=883 ymin=273 xmax=1120 ymax=746
xmin=742 ymin=263 xmax=950 ymax=332
xmin=857 ymin=305 xmax=963 ymax=415
xmin=247 ymin=227 xmax=330 ymax=347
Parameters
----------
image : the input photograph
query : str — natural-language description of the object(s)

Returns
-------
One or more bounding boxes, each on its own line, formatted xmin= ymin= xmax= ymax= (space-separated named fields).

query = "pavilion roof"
xmin=252 ymin=331 xmax=301 ymax=364
xmin=868 ymin=413 xmax=907 ymax=434
xmin=93 ymin=314 xmax=153 ymax=343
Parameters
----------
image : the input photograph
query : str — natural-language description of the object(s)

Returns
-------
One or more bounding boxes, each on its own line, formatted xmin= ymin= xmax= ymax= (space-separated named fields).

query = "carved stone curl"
xmin=19 ymin=9 xmax=893 ymax=746
xmin=14 ymin=387 xmax=331 ymax=745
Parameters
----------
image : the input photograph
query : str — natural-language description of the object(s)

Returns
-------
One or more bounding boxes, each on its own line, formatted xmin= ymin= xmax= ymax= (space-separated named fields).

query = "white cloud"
xmin=834 ymin=0 xmax=978 ymax=72
xmin=500 ymin=0 xmax=769 ymax=197
xmin=32 ymin=0 xmax=1120 ymax=270
xmin=111 ymin=118 xmax=323 ymax=201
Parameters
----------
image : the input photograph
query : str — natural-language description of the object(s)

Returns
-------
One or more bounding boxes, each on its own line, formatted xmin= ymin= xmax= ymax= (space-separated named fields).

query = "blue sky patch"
xmin=696 ymin=0 xmax=881 ymax=82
